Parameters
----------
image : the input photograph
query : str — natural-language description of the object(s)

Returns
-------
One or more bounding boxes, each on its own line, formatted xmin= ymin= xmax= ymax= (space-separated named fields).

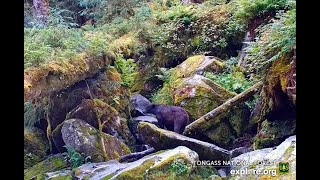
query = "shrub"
xmin=205 ymin=70 xmax=253 ymax=94
xmin=168 ymin=159 xmax=189 ymax=176
xmin=232 ymin=0 xmax=294 ymax=23
xmin=244 ymin=4 xmax=296 ymax=76
xmin=114 ymin=56 xmax=138 ymax=88
xmin=65 ymin=145 xmax=85 ymax=168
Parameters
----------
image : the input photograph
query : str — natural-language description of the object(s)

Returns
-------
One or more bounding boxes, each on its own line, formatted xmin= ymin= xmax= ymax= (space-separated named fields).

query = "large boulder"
xmin=66 ymin=99 xmax=135 ymax=148
xmin=24 ymin=127 xmax=50 ymax=169
xmin=229 ymin=135 xmax=296 ymax=180
xmin=73 ymin=146 xmax=219 ymax=180
xmin=153 ymin=55 xmax=250 ymax=149
xmin=61 ymin=118 xmax=131 ymax=162
xmin=138 ymin=122 xmax=230 ymax=161
xmin=129 ymin=116 xmax=159 ymax=142
xmin=24 ymin=153 xmax=69 ymax=180
xmin=130 ymin=93 xmax=152 ymax=116
xmin=253 ymin=119 xmax=296 ymax=149
xmin=43 ymin=170 xmax=73 ymax=180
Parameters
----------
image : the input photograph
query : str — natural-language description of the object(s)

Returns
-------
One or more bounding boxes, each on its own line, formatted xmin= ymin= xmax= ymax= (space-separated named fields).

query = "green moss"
xmin=102 ymin=173 xmax=116 ymax=180
xmin=116 ymin=159 xmax=156 ymax=180
xmin=24 ymin=154 xmax=68 ymax=180
xmin=49 ymin=175 xmax=73 ymax=180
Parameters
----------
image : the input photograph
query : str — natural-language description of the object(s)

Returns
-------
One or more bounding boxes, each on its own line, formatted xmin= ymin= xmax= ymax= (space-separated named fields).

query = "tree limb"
xmin=183 ymin=81 xmax=263 ymax=135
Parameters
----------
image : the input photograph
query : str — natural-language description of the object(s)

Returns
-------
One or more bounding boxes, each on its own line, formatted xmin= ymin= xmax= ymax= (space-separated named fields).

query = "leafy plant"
xmin=232 ymin=0 xmax=294 ymax=23
xmin=114 ymin=56 xmax=138 ymax=87
xmin=244 ymin=4 xmax=296 ymax=75
xmin=205 ymin=70 xmax=253 ymax=94
xmin=64 ymin=144 xmax=85 ymax=168
xmin=168 ymin=159 xmax=189 ymax=176
xmin=24 ymin=102 xmax=45 ymax=128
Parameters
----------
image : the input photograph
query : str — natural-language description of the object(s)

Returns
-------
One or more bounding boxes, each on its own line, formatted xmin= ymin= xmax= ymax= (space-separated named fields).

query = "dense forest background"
xmin=24 ymin=0 xmax=296 ymax=179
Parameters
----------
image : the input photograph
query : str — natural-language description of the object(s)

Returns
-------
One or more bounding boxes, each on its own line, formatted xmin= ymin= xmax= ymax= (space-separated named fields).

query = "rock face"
xmin=130 ymin=93 xmax=152 ymax=116
xmin=24 ymin=153 xmax=69 ymax=180
xmin=24 ymin=127 xmax=50 ymax=169
xmin=138 ymin=122 xmax=230 ymax=161
xmin=73 ymin=146 xmax=219 ymax=180
xmin=254 ymin=119 xmax=296 ymax=149
xmin=129 ymin=116 xmax=159 ymax=142
xmin=61 ymin=118 xmax=131 ymax=162
xmin=230 ymin=135 xmax=296 ymax=180
xmin=43 ymin=170 xmax=73 ymax=180
xmin=66 ymin=99 xmax=135 ymax=148
xmin=153 ymin=55 xmax=250 ymax=149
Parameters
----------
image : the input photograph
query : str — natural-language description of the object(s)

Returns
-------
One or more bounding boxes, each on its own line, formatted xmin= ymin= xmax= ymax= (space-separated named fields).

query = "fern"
xmin=114 ymin=56 xmax=138 ymax=88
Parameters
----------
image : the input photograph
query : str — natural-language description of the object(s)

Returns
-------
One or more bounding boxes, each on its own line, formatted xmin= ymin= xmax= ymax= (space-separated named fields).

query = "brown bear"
xmin=145 ymin=104 xmax=189 ymax=134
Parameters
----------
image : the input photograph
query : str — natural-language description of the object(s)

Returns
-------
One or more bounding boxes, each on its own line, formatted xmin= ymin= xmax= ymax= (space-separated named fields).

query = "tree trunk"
xmin=33 ymin=0 xmax=49 ymax=26
xmin=183 ymin=81 xmax=263 ymax=135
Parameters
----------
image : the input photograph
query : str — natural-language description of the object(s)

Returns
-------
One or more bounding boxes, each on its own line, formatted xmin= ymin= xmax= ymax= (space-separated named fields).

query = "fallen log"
xmin=183 ymin=81 xmax=263 ymax=135
xmin=24 ymin=53 xmax=108 ymax=102
xmin=138 ymin=122 xmax=230 ymax=161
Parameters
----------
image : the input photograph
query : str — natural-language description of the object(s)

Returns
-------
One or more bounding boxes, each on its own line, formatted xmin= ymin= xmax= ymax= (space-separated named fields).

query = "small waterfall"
xmin=237 ymin=31 xmax=252 ymax=67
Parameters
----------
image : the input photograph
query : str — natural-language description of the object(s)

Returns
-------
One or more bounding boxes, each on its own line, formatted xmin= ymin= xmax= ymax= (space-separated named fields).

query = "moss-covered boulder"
xmin=66 ymin=99 xmax=135 ymax=148
xmin=129 ymin=116 xmax=159 ymax=142
xmin=153 ymin=55 xmax=226 ymax=105
xmin=253 ymin=119 xmax=296 ymax=149
xmin=153 ymin=56 xmax=250 ymax=148
xmin=229 ymin=135 xmax=296 ymax=180
xmin=73 ymin=146 xmax=219 ymax=179
xmin=138 ymin=122 xmax=230 ymax=161
xmin=43 ymin=170 xmax=72 ymax=180
xmin=251 ymin=55 xmax=296 ymax=139
xmin=61 ymin=118 xmax=131 ymax=162
xmin=24 ymin=127 xmax=50 ymax=169
xmin=24 ymin=153 xmax=69 ymax=180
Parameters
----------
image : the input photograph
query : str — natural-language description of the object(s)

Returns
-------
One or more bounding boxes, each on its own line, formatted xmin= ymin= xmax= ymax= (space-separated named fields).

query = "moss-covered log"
xmin=183 ymin=81 xmax=263 ymax=135
xmin=24 ymin=53 xmax=108 ymax=102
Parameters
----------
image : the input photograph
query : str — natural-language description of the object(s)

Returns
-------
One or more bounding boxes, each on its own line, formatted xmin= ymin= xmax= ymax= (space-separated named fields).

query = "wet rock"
xmin=129 ymin=116 xmax=159 ymax=142
xmin=73 ymin=146 xmax=219 ymax=179
xmin=61 ymin=118 xmax=131 ymax=162
xmin=43 ymin=170 xmax=72 ymax=180
xmin=24 ymin=127 xmax=50 ymax=169
xmin=230 ymin=135 xmax=296 ymax=179
xmin=130 ymin=93 xmax=152 ymax=116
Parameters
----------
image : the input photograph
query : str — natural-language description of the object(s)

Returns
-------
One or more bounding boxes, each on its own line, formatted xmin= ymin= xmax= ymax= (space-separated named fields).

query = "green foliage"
xmin=244 ymin=4 xmax=296 ymax=75
xmin=64 ymin=145 xmax=85 ymax=168
xmin=24 ymin=102 xmax=44 ymax=128
xmin=24 ymin=27 xmax=86 ymax=67
xmin=205 ymin=70 xmax=253 ymax=94
xmin=232 ymin=0 xmax=294 ymax=23
xmin=24 ymin=26 xmax=112 ymax=68
xmin=47 ymin=8 xmax=79 ymax=28
xmin=168 ymin=159 xmax=189 ymax=176
xmin=114 ymin=56 xmax=138 ymax=87
xmin=151 ymin=3 xmax=245 ymax=67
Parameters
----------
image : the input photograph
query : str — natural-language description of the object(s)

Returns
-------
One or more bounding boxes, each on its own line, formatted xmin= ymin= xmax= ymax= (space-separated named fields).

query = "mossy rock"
xmin=66 ymin=98 xmax=136 ymax=150
xmin=115 ymin=146 xmax=201 ymax=180
xmin=138 ymin=122 xmax=230 ymax=161
xmin=24 ymin=127 xmax=50 ymax=169
xmin=24 ymin=153 xmax=69 ymax=180
xmin=61 ymin=118 xmax=131 ymax=162
xmin=253 ymin=119 xmax=296 ymax=149
xmin=43 ymin=170 xmax=72 ymax=180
